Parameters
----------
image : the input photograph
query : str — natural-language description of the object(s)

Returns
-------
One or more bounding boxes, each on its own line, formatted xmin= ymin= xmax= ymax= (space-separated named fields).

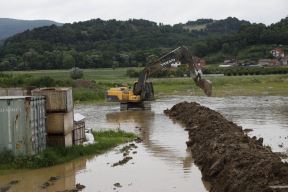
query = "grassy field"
xmin=152 ymin=75 xmax=288 ymax=97
xmin=0 ymin=130 xmax=136 ymax=173
xmin=4 ymin=68 xmax=288 ymax=101
xmin=6 ymin=68 xmax=134 ymax=82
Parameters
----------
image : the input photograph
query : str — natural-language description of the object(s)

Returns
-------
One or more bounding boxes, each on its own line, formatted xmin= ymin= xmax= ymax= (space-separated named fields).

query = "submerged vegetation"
xmin=0 ymin=130 xmax=136 ymax=172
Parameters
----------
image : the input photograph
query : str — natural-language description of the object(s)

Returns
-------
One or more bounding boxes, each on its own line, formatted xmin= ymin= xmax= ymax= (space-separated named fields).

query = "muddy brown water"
xmin=0 ymin=96 xmax=287 ymax=192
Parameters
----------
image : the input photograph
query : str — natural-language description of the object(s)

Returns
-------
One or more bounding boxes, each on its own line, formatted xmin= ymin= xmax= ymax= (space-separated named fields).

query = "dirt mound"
xmin=164 ymin=101 xmax=288 ymax=192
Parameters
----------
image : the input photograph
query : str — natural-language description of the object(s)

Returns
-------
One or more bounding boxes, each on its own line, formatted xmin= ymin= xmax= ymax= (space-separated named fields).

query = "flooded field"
xmin=0 ymin=96 xmax=287 ymax=192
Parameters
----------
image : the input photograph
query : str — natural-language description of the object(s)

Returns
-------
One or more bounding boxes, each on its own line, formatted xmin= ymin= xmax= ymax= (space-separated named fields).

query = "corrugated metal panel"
xmin=27 ymin=97 xmax=47 ymax=155
xmin=73 ymin=121 xmax=85 ymax=145
xmin=0 ymin=97 xmax=26 ymax=155
xmin=47 ymin=111 xmax=73 ymax=135
xmin=0 ymin=96 xmax=46 ymax=156
xmin=47 ymin=133 xmax=73 ymax=147
xmin=31 ymin=87 xmax=73 ymax=113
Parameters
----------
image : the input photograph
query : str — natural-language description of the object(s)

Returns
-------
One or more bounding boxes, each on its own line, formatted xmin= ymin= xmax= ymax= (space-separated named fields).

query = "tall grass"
xmin=0 ymin=130 xmax=136 ymax=171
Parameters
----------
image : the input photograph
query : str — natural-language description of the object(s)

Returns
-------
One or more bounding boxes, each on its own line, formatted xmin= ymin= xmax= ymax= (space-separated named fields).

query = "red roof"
xmin=272 ymin=48 xmax=284 ymax=54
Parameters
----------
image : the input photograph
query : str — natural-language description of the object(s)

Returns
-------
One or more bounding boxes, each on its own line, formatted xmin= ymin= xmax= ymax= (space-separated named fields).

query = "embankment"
xmin=164 ymin=102 xmax=288 ymax=192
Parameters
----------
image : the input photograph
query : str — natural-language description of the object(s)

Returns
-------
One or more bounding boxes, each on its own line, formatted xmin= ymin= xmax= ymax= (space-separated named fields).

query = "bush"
xmin=70 ymin=67 xmax=84 ymax=80
xmin=126 ymin=69 xmax=140 ymax=77
xmin=29 ymin=76 xmax=56 ymax=87
xmin=204 ymin=66 xmax=288 ymax=76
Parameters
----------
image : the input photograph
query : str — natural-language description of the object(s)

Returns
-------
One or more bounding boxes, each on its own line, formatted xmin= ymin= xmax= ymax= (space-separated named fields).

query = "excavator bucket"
xmin=195 ymin=78 xmax=212 ymax=96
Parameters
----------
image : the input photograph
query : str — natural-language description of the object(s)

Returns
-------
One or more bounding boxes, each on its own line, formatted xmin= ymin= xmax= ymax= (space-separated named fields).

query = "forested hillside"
xmin=0 ymin=17 xmax=287 ymax=70
xmin=0 ymin=18 xmax=62 ymax=40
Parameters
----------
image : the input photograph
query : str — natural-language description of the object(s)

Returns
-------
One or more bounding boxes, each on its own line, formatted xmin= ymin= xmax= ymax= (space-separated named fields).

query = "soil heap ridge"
xmin=164 ymin=101 xmax=288 ymax=192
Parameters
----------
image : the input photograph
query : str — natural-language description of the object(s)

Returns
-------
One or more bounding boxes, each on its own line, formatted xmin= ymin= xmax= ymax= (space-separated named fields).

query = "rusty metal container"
xmin=0 ymin=88 xmax=28 ymax=96
xmin=46 ymin=111 xmax=73 ymax=135
xmin=0 ymin=96 xmax=46 ymax=156
xmin=31 ymin=87 xmax=73 ymax=113
xmin=72 ymin=123 xmax=85 ymax=145
xmin=47 ymin=133 xmax=73 ymax=147
xmin=73 ymin=113 xmax=85 ymax=145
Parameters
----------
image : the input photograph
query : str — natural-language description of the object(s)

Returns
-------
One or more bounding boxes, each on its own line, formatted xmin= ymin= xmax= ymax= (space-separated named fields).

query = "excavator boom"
xmin=134 ymin=46 xmax=212 ymax=97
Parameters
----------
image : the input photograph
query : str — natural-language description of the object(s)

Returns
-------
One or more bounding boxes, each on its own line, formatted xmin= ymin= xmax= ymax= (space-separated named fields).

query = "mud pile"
xmin=164 ymin=101 xmax=288 ymax=192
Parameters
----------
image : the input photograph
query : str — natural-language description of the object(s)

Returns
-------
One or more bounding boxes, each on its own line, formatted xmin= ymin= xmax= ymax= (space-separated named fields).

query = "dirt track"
xmin=164 ymin=101 xmax=288 ymax=192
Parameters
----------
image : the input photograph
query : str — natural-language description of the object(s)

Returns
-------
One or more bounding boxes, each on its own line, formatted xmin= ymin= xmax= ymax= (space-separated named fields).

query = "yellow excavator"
xmin=106 ymin=46 xmax=212 ymax=110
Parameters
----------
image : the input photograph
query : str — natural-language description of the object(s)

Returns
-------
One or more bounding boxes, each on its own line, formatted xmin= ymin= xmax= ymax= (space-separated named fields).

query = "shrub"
xmin=126 ymin=69 xmax=140 ymax=77
xmin=29 ymin=76 xmax=55 ymax=87
xmin=70 ymin=67 xmax=84 ymax=80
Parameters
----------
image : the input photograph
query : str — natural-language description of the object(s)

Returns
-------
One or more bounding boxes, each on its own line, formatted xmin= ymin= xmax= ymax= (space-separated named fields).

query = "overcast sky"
xmin=0 ymin=0 xmax=287 ymax=25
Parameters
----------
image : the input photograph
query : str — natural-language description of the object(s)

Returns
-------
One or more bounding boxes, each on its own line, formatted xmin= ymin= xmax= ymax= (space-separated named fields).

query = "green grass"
xmin=209 ymin=75 xmax=288 ymax=96
xmin=5 ymin=68 xmax=137 ymax=81
xmin=151 ymin=75 xmax=288 ymax=97
xmin=73 ymin=87 xmax=106 ymax=103
xmin=3 ymin=68 xmax=288 ymax=101
xmin=0 ymin=130 xmax=136 ymax=173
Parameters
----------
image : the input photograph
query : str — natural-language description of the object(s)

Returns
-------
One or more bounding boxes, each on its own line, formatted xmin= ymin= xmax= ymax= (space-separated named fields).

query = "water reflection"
xmin=0 ymin=157 xmax=86 ymax=192
xmin=105 ymin=109 xmax=209 ymax=191
xmin=106 ymin=110 xmax=195 ymax=173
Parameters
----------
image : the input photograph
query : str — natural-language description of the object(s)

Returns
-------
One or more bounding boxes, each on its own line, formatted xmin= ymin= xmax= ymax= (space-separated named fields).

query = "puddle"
xmin=0 ymin=96 xmax=287 ymax=192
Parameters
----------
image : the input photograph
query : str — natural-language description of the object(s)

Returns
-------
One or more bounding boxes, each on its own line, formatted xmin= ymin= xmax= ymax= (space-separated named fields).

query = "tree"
xmin=62 ymin=52 xmax=75 ymax=69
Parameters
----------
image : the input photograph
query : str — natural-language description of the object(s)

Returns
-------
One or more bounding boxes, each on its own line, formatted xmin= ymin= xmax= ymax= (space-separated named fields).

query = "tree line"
xmin=0 ymin=17 xmax=287 ymax=71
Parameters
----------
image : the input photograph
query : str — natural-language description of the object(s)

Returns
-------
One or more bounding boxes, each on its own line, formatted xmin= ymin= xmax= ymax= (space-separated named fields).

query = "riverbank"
xmin=0 ymin=130 xmax=136 ymax=174
xmin=165 ymin=101 xmax=288 ymax=192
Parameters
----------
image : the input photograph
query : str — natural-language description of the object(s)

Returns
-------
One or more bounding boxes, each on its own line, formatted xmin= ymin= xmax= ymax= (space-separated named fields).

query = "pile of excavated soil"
xmin=164 ymin=101 xmax=288 ymax=192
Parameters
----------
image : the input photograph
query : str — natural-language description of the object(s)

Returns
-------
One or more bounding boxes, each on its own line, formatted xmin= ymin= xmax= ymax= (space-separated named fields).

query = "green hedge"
xmin=203 ymin=66 xmax=288 ymax=76
xmin=126 ymin=66 xmax=189 ymax=78
xmin=127 ymin=66 xmax=288 ymax=78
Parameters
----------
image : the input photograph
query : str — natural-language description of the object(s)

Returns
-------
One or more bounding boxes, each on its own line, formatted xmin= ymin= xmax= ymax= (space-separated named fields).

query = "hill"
xmin=0 ymin=17 xmax=287 ymax=70
xmin=182 ymin=17 xmax=249 ymax=34
xmin=0 ymin=18 xmax=62 ymax=40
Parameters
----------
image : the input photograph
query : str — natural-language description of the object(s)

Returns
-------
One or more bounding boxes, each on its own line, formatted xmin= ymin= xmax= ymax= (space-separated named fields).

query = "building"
xmin=221 ymin=59 xmax=237 ymax=67
xmin=280 ymin=57 xmax=288 ymax=65
xmin=258 ymin=59 xmax=273 ymax=66
xmin=271 ymin=48 xmax=285 ymax=58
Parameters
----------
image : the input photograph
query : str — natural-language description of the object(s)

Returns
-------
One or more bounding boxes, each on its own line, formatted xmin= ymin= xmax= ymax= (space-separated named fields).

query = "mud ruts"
xmin=164 ymin=101 xmax=288 ymax=192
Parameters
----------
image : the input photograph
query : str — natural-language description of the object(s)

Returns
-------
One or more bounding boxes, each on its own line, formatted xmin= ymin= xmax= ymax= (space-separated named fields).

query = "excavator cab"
xmin=106 ymin=82 xmax=154 ymax=110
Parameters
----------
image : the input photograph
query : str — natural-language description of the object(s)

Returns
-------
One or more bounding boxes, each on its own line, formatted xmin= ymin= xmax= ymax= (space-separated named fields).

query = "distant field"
xmin=152 ymin=75 xmax=288 ymax=97
xmin=4 ymin=68 xmax=288 ymax=98
xmin=6 ymin=68 xmax=136 ymax=81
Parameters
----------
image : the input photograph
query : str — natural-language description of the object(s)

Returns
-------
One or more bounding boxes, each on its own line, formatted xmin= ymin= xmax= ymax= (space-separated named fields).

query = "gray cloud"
xmin=0 ymin=0 xmax=287 ymax=25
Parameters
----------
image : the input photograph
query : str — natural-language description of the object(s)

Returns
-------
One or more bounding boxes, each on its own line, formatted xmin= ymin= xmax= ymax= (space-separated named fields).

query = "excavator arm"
xmin=133 ymin=46 xmax=212 ymax=97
